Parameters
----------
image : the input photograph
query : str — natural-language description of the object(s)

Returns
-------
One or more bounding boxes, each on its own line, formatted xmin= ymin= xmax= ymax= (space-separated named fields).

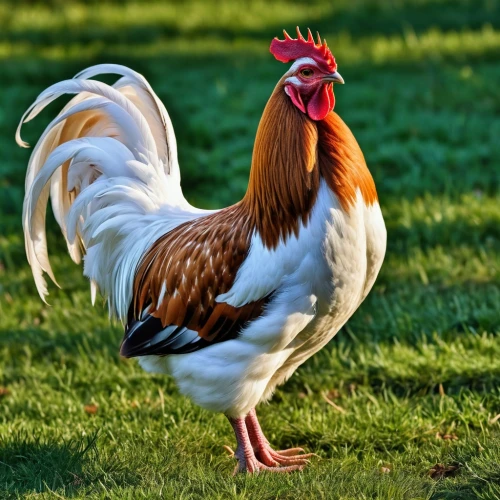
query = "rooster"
xmin=19 ymin=27 xmax=386 ymax=473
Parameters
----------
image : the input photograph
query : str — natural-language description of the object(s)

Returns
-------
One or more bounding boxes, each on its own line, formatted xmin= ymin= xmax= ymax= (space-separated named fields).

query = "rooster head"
xmin=270 ymin=27 xmax=344 ymax=121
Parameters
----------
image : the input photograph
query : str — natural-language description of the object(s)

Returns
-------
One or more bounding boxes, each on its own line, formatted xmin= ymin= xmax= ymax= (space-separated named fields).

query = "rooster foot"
xmin=246 ymin=408 xmax=316 ymax=468
xmin=228 ymin=414 xmax=306 ymax=474
xmin=227 ymin=409 xmax=317 ymax=474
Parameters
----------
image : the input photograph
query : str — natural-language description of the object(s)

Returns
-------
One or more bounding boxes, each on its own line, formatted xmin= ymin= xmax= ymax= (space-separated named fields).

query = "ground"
xmin=0 ymin=0 xmax=499 ymax=498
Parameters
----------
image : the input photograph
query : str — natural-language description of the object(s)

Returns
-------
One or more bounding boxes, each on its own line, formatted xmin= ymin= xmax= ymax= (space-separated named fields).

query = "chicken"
xmin=19 ymin=27 xmax=386 ymax=474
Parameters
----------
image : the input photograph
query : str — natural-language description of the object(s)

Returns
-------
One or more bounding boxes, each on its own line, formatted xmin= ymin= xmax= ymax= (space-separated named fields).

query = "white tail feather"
xmin=75 ymin=64 xmax=179 ymax=177
xmin=19 ymin=64 xmax=209 ymax=318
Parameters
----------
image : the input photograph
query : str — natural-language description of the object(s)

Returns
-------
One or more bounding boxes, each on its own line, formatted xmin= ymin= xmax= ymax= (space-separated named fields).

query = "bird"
xmin=18 ymin=27 xmax=386 ymax=474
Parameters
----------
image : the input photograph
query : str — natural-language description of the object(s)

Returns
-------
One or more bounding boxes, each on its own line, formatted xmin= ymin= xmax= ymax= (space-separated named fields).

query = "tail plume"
xmin=18 ymin=64 xmax=201 ymax=319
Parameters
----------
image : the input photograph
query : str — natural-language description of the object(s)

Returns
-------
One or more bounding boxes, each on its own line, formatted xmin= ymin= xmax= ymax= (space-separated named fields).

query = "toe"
xmin=275 ymin=447 xmax=306 ymax=456
xmin=272 ymin=450 xmax=317 ymax=461
xmin=255 ymin=448 xmax=280 ymax=467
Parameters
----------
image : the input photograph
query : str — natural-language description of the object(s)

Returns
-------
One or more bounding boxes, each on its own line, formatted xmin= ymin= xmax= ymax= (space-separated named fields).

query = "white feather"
xmin=19 ymin=64 xmax=204 ymax=315
xmin=75 ymin=64 xmax=179 ymax=177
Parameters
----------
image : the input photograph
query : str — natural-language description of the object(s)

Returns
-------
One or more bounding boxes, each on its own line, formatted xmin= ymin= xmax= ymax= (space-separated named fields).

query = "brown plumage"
xmin=242 ymin=80 xmax=320 ymax=248
xmin=318 ymin=112 xmax=378 ymax=209
xmin=132 ymin=80 xmax=378 ymax=342
xmin=133 ymin=203 xmax=264 ymax=343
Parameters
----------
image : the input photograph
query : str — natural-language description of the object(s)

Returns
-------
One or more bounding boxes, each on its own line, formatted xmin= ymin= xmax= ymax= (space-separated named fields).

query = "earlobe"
xmin=285 ymin=85 xmax=306 ymax=114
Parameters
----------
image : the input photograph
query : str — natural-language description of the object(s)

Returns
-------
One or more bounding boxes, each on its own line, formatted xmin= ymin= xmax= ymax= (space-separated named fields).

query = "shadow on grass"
xmin=0 ymin=325 xmax=121 ymax=379
xmin=1 ymin=0 xmax=498 ymax=47
xmin=0 ymin=433 xmax=98 ymax=497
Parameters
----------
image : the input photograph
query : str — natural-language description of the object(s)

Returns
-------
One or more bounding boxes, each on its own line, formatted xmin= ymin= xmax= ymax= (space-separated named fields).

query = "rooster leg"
xmin=228 ymin=416 xmax=304 ymax=474
xmin=244 ymin=408 xmax=315 ymax=467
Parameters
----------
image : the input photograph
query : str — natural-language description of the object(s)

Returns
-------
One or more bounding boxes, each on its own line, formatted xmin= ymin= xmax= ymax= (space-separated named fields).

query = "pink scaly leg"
xmin=227 ymin=416 xmax=304 ymax=474
xmin=244 ymin=408 xmax=316 ymax=467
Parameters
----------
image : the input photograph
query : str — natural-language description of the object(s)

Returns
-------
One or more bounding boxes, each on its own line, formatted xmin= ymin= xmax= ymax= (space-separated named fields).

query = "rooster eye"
xmin=300 ymin=68 xmax=314 ymax=78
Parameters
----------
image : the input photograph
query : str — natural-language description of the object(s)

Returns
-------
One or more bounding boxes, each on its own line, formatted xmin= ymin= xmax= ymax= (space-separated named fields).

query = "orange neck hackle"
xmin=242 ymin=80 xmax=378 ymax=248
xmin=243 ymin=81 xmax=320 ymax=248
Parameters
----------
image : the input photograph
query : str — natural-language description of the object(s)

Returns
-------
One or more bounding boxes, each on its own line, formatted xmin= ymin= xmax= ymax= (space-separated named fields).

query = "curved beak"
xmin=323 ymin=71 xmax=344 ymax=84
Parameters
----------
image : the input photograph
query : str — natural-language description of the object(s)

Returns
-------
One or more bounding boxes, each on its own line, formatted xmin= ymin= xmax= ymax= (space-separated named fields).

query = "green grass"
xmin=1 ymin=0 xmax=499 ymax=498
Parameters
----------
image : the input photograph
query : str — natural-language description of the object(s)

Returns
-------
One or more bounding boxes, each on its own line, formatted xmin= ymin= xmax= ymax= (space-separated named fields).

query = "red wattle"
xmin=306 ymin=84 xmax=334 ymax=121
xmin=285 ymin=85 xmax=306 ymax=113
xmin=327 ymin=83 xmax=335 ymax=112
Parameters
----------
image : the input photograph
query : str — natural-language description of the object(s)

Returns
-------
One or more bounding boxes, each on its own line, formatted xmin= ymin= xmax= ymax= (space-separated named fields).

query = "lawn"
xmin=1 ymin=0 xmax=500 ymax=498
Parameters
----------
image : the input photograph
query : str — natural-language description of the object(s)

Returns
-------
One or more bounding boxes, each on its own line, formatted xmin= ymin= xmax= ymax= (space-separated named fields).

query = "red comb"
xmin=270 ymin=27 xmax=337 ymax=73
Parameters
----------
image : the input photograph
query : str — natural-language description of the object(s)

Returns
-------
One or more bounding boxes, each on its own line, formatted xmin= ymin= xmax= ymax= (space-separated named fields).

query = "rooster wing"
xmin=121 ymin=204 xmax=274 ymax=357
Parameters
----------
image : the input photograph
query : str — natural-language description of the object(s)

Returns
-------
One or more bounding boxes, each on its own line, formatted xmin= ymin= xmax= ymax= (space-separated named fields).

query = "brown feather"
xmin=242 ymin=79 xmax=320 ymax=248
xmin=317 ymin=112 xmax=378 ymax=209
xmin=133 ymin=203 xmax=269 ymax=343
